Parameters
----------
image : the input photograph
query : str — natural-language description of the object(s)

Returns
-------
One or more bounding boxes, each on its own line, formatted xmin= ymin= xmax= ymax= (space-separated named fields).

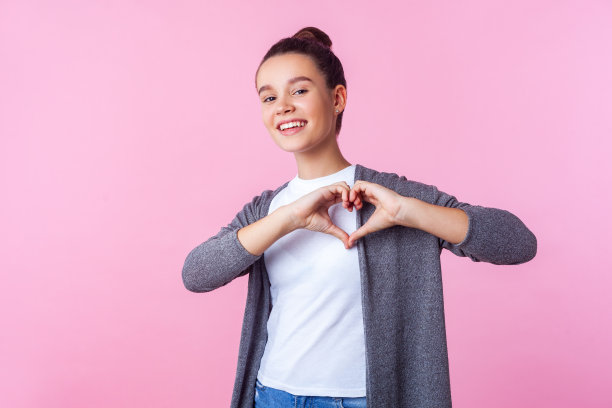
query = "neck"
xmin=294 ymin=135 xmax=351 ymax=180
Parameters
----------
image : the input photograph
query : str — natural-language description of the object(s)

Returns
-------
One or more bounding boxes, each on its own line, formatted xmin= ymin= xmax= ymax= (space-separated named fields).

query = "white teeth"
xmin=279 ymin=121 xmax=305 ymax=131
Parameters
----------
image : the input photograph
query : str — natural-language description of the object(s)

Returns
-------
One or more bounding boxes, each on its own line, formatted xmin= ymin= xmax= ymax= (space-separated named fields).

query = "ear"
xmin=332 ymin=84 xmax=347 ymax=114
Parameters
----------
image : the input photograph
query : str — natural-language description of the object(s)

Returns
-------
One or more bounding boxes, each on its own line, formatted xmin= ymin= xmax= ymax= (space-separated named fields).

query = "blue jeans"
xmin=254 ymin=379 xmax=367 ymax=408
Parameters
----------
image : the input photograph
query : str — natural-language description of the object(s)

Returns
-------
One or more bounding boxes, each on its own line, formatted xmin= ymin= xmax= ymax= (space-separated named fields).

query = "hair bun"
xmin=292 ymin=27 xmax=332 ymax=49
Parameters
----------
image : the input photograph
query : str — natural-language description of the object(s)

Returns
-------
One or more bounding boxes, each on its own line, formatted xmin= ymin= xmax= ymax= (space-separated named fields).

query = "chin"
xmin=274 ymin=143 xmax=308 ymax=154
xmin=269 ymin=136 xmax=307 ymax=153
xmin=269 ymin=131 xmax=330 ymax=154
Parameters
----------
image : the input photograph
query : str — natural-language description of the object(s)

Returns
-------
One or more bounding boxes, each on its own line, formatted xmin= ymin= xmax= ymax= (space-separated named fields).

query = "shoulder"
xmin=355 ymin=163 xmax=439 ymax=203
xmin=240 ymin=180 xmax=291 ymax=220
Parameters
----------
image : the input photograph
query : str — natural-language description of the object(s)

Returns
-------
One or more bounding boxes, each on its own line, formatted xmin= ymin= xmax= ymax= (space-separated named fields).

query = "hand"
xmin=287 ymin=181 xmax=353 ymax=248
xmin=347 ymin=180 xmax=405 ymax=248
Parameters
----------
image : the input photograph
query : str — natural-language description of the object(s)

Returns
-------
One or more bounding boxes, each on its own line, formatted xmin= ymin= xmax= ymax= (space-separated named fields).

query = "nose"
xmin=275 ymin=95 xmax=294 ymax=115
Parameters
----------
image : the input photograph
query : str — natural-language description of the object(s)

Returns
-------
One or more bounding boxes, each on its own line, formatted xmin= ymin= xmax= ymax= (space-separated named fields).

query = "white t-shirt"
xmin=256 ymin=164 xmax=366 ymax=397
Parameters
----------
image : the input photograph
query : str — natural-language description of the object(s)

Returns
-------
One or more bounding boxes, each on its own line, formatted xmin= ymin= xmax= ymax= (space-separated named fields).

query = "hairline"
xmin=254 ymin=51 xmax=332 ymax=91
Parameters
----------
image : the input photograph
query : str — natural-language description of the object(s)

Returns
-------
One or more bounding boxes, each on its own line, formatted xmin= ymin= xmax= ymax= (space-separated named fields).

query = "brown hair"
xmin=256 ymin=27 xmax=347 ymax=134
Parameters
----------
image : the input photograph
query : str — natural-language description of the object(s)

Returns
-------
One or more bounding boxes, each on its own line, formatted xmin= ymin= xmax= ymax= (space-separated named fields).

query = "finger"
xmin=351 ymin=180 xmax=372 ymax=196
xmin=347 ymin=222 xmax=375 ymax=248
xmin=338 ymin=186 xmax=351 ymax=209
xmin=353 ymin=180 xmax=369 ymax=190
xmin=331 ymin=181 xmax=351 ymax=193
xmin=348 ymin=187 xmax=364 ymax=210
xmin=343 ymin=198 xmax=352 ymax=211
xmin=349 ymin=186 xmax=360 ymax=203
xmin=341 ymin=187 xmax=349 ymax=207
xmin=351 ymin=182 xmax=379 ymax=206
xmin=324 ymin=223 xmax=350 ymax=249
xmin=323 ymin=185 xmax=347 ymax=205
xmin=352 ymin=194 xmax=363 ymax=209
xmin=326 ymin=183 xmax=352 ymax=210
xmin=344 ymin=187 xmax=355 ymax=211
xmin=333 ymin=183 xmax=350 ymax=195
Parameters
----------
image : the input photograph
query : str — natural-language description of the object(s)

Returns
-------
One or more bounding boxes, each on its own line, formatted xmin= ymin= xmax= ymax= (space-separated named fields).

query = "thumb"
xmin=323 ymin=222 xmax=350 ymax=249
xmin=348 ymin=222 xmax=374 ymax=248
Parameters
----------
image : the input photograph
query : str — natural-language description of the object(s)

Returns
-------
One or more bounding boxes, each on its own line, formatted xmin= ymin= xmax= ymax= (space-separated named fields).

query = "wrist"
xmin=395 ymin=196 xmax=422 ymax=229
xmin=274 ymin=204 xmax=303 ymax=233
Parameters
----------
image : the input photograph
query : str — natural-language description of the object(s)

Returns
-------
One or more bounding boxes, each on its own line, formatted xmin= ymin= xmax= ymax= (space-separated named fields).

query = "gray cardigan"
xmin=182 ymin=164 xmax=537 ymax=407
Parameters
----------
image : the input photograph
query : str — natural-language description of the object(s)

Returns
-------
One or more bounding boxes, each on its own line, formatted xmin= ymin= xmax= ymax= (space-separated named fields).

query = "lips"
xmin=276 ymin=119 xmax=307 ymax=130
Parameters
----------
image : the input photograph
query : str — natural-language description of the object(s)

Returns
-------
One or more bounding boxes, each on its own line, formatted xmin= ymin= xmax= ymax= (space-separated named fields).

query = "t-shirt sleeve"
xmin=181 ymin=192 xmax=270 ymax=293
xmin=431 ymin=185 xmax=537 ymax=265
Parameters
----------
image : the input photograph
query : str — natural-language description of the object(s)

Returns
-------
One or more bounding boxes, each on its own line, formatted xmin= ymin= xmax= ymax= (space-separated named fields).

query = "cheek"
xmin=314 ymin=96 xmax=332 ymax=116
xmin=312 ymin=107 xmax=331 ymax=127
xmin=261 ymin=108 xmax=273 ymax=126
xmin=263 ymin=113 xmax=277 ymax=135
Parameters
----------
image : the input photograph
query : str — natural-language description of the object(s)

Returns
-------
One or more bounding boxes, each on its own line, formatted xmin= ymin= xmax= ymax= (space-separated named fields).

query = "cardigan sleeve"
xmin=181 ymin=192 xmax=271 ymax=293
xmin=431 ymin=185 xmax=537 ymax=265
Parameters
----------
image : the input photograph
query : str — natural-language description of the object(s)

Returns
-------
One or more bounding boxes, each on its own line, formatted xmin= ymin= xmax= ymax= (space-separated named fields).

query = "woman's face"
xmin=256 ymin=53 xmax=344 ymax=154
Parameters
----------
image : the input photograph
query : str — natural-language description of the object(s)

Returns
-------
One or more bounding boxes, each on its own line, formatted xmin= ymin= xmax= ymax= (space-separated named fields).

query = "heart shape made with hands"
xmin=307 ymin=180 xmax=404 ymax=250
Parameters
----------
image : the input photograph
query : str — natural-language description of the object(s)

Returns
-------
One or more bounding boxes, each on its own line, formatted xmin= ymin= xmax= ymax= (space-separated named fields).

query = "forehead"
xmin=256 ymin=53 xmax=324 ymax=88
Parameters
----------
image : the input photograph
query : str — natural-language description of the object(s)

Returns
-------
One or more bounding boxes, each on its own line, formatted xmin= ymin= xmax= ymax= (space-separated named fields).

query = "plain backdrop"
xmin=1 ymin=0 xmax=611 ymax=407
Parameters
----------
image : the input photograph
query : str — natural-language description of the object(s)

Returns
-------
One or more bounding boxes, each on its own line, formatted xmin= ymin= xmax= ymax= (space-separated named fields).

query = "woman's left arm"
xmin=346 ymin=180 xmax=537 ymax=265
xmin=396 ymin=197 xmax=469 ymax=245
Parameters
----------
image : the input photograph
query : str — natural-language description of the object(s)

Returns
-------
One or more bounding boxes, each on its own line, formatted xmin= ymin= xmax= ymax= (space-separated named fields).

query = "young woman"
xmin=182 ymin=27 xmax=537 ymax=408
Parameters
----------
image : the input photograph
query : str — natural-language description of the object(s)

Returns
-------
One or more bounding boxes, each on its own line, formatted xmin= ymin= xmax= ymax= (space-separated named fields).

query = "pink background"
xmin=1 ymin=0 xmax=611 ymax=407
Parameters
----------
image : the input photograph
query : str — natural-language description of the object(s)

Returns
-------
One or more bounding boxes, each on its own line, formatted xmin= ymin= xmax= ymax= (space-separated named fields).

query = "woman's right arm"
xmin=182 ymin=182 xmax=352 ymax=293
xmin=181 ymin=192 xmax=271 ymax=293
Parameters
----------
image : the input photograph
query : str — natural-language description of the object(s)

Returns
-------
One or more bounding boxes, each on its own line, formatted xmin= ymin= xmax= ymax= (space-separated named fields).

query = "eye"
xmin=294 ymin=89 xmax=307 ymax=95
xmin=262 ymin=95 xmax=276 ymax=103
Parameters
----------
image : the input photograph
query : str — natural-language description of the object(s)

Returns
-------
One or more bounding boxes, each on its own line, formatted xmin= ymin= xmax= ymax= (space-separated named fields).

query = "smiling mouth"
xmin=278 ymin=120 xmax=307 ymax=131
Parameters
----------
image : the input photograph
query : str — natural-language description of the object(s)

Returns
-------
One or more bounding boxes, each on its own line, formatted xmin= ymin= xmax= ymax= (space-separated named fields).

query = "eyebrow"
xmin=257 ymin=76 xmax=313 ymax=95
